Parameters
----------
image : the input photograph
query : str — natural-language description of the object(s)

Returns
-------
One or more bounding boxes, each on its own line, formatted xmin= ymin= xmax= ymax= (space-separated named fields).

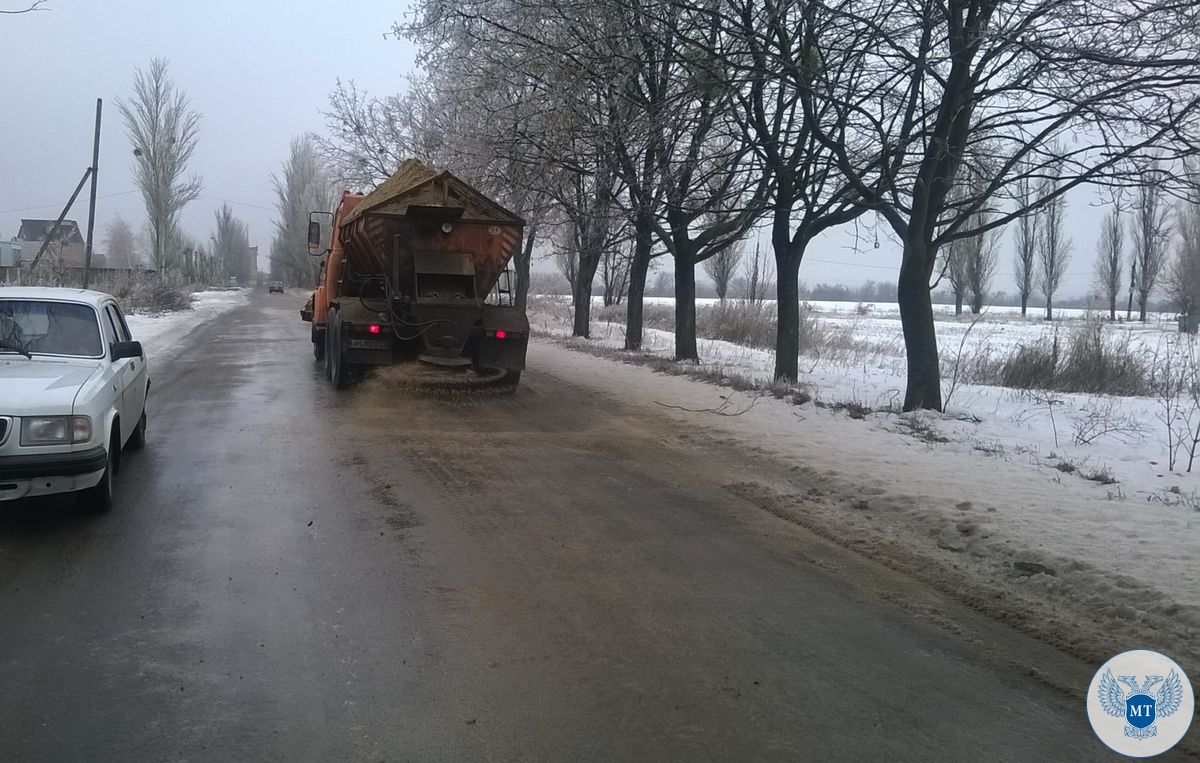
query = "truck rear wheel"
xmin=329 ymin=314 xmax=352 ymax=390
xmin=313 ymin=327 xmax=325 ymax=361
xmin=324 ymin=320 xmax=335 ymax=380
xmin=501 ymin=370 xmax=521 ymax=387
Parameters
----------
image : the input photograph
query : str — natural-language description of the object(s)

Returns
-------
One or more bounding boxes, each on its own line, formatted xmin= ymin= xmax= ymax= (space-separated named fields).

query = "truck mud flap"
xmin=475 ymin=335 xmax=528 ymax=370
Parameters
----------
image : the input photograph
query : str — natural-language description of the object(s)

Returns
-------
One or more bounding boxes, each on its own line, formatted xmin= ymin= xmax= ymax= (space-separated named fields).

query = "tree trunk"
xmin=572 ymin=251 xmax=601 ymax=338
xmin=1139 ymin=293 xmax=1148 ymax=322
xmin=1046 ymin=297 xmax=1053 ymax=321
xmin=774 ymin=245 xmax=803 ymax=382
xmin=674 ymin=251 xmax=698 ymax=362
xmin=1020 ymin=293 xmax=1028 ymax=316
xmin=970 ymin=291 xmax=983 ymax=314
xmin=954 ymin=292 xmax=963 ymax=315
xmin=898 ymin=244 xmax=942 ymax=411
xmin=624 ymin=219 xmax=653 ymax=351
xmin=1109 ymin=294 xmax=1116 ymax=322
xmin=515 ymin=225 xmax=535 ymax=313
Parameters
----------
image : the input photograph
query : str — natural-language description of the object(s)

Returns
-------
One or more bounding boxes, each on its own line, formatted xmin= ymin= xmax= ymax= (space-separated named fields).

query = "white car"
xmin=0 ymin=288 xmax=150 ymax=510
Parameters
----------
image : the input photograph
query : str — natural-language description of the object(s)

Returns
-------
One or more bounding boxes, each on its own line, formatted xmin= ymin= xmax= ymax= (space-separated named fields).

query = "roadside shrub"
xmin=1055 ymin=323 xmax=1149 ymax=396
xmin=124 ymin=281 xmax=193 ymax=313
xmin=998 ymin=340 xmax=1059 ymax=390
xmin=969 ymin=321 xmax=1152 ymax=396
xmin=696 ymin=300 xmax=779 ymax=349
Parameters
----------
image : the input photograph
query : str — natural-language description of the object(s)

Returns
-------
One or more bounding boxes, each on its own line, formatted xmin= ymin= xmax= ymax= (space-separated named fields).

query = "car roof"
xmin=0 ymin=287 xmax=116 ymax=308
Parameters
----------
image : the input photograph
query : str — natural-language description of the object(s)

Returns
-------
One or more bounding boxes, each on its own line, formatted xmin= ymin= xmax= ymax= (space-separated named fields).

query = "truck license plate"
xmin=349 ymin=339 xmax=389 ymax=350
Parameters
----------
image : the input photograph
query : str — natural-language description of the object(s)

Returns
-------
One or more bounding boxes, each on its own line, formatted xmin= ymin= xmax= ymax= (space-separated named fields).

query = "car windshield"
xmin=0 ymin=300 xmax=102 ymax=357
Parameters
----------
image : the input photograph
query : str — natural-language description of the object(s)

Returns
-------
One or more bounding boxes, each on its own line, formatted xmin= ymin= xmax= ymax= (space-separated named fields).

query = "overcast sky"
xmin=1 ymin=1 xmax=1110 ymax=296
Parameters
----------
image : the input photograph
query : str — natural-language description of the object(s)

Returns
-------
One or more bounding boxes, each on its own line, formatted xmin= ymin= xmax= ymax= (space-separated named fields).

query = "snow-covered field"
xmin=529 ymin=297 xmax=1200 ymax=667
xmin=124 ymin=289 xmax=248 ymax=362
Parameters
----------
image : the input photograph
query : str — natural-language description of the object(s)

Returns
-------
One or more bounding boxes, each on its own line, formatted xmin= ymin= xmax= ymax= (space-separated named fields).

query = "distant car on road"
xmin=269 ymin=281 xmax=285 ymax=294
xmin=0 ymin=288 xmax=150 ymax=511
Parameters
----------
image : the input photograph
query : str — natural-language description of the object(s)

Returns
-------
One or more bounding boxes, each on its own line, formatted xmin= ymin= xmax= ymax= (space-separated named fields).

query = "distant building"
xmin=0 ymin=239 xmax=23 ymax=267
xmin=15 ymin=218 xmax=86 ymax=267
xmin=245 ymin=245 xmax=258 ymax=283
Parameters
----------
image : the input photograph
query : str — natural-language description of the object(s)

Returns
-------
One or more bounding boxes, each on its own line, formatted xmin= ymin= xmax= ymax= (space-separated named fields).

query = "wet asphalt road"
xmin=0 ymin=292 xmax=1127 ymax=761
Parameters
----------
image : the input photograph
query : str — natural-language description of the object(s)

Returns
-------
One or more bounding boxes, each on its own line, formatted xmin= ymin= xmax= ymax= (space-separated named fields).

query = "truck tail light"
xmin=368 ymin=324 xmax=381 ymax=334
xmin=495 ymin=330 xmax=507 ymax=339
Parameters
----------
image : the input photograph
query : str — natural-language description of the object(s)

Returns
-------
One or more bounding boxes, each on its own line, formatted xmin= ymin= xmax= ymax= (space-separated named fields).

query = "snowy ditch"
xmin=528 ymin=298 xmax=1200 ymax=670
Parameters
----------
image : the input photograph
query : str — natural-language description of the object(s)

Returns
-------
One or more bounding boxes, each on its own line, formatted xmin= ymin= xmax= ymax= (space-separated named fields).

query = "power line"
xmin=0 ymin=189 xmax=139 ymax=215
xmin=199 ymin=195 xmax=273 ymax=212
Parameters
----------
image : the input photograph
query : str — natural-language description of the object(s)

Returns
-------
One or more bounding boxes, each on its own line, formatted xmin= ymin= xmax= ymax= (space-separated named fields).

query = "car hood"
xmin=0 ymin=358 xmax=100 ymax=415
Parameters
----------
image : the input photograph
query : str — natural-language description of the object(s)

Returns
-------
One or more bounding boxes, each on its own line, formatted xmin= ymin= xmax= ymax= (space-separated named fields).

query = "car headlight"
xmin=21 ymin=415 xmax=92 ymax=445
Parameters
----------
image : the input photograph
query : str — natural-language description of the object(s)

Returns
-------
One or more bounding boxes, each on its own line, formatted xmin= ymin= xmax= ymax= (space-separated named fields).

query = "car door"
xmin=108 ymin=302 xmax=147 ymax=423
xmin=100 ymin=302 xmax=137 ymax=441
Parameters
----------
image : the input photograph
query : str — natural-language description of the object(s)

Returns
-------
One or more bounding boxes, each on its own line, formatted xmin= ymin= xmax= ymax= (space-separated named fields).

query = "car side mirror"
xmin=111 ymin=340 xmax=143 ymax=361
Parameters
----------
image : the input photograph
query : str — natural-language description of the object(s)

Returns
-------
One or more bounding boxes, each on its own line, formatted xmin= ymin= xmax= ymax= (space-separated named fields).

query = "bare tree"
xmin=1038 ymin=178 xmax=1071 ymax=321
xmin=102 ymin=216 xmax=137 ymax=269
xmin=1012 ymin=173 xmax=1039 ymax=316
xmin=600 ymin=241 xmax=632 ymax=306
xmin=211 ymin=204 xmax=251 ymax=283
xmin=943 ymin=243 xmax=969 ymax=315
xmin=271 ymin=135 xmax=334 ymax=287
xmin=1094 ymin=208 xmax=1124 ymax=321
xmin=964 ymin=226 xmax=999 ymax=315
xmin=718 ymin=0 xmax=865 ymax=380
xmin=740 ymin=240 xmax=773 ymax=305
xmin=555 ymin=233 xmax=579 ymax=296
xmin=118 ymin=58 xmax=202 ymax=274
xmin=1168 ymin=160 xmax=1200 ymax=316
xmin=803 ymin=1 xmax=1200 ymax=410
xmin=0 ymin=1 xmax=48 ymax=13
xmin=1132 ymin=165 xmax=1173 ymax=321
xmin=702 ymin=238 xmax=742 ymax=300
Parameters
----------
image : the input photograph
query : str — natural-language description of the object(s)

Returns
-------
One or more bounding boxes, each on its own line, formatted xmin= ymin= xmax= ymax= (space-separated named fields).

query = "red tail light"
xmin=368 ymin=324 xmax=381 ymax=334
xmin=495 ymin=330 xmax=507 ymax=339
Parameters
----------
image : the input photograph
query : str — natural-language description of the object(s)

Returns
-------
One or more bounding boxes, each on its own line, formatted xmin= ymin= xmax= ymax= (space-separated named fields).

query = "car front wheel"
xmin=127 ymin=409 xmax=147 ymax=450
xmin=81 ymin=432 xmax=117 ymax=512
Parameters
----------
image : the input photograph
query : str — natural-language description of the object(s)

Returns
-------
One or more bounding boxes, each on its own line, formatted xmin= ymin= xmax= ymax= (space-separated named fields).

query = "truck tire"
xmin=501 ymin=370 xmax=521 ymax=387
xmin=329 ymin=314 xmax=351 ymax=390
xmin=324 ymin=316 xmax=335 ymax=380
xmin=313 ymin=328 xmax=325 ymax=361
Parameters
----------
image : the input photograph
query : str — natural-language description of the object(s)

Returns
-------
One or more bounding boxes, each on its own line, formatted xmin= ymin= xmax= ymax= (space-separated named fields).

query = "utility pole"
xmin=82 ymin=98 xmax=102 ymax=289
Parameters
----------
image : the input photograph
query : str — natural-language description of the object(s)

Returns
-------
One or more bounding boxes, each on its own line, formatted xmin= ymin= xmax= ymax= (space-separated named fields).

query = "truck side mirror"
xmin=307 ymin=220 xmax=322 ymax=253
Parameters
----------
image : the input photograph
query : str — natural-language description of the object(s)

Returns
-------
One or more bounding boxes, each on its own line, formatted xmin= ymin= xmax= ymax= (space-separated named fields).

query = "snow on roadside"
xmin=527 ymin=304 xmax=1200 ymax=667
xmin=124 ymin=289 xmax=248 ymax=363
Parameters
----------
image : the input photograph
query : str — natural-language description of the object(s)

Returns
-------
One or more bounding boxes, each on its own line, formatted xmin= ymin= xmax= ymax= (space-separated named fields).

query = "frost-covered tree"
xmin=211 ymin=204 xmax=251 ymax=283
xmin=118 ymin=58 xmax=202 ymax=274
xmin=102 ymin=216 xmax=137 ymax=269
xmin=270 ymin=135 xmax=334 ymax=287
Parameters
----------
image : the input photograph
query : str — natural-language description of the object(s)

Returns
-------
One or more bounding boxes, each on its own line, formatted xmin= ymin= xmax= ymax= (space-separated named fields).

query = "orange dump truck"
xmin=300 ymin=160 xmax=528 ymax=388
